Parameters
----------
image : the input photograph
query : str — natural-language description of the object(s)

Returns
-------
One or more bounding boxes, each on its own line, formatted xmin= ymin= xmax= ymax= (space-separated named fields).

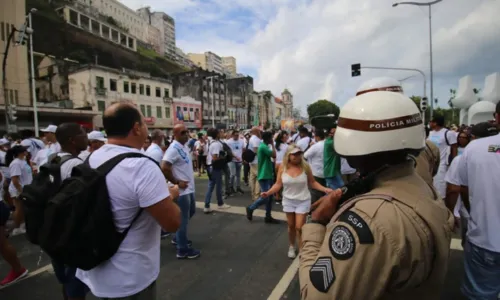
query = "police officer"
xmin=298 ymin=90 xmax=454 ymax=299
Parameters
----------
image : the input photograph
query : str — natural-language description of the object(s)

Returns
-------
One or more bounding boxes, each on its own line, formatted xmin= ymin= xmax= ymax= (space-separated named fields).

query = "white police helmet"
xmin=356 ymin=77 xmax=404 ymax=96
xmin=334 ymin=91 xmax=425 ymax=156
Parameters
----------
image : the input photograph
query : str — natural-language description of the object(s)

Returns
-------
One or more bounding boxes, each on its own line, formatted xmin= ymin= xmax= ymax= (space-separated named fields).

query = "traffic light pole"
xmin=28 ymin=12 xmax=39 ymax=136
xmin=361 ymin=66 xmax=427 ymax=123
xmin=2 ymin=26 xmax=16 ymax=132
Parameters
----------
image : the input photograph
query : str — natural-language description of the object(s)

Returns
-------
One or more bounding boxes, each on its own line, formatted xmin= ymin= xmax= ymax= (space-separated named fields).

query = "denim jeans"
xmin=243 ymin=163 xmax=250 ymax=184
xmin=205 ymin=166 xmax=224 ymax=208
xmin=461 ymin=240 xmax=500 ymax=299
xmin=176 ymin=193 xmax=196 ymax=250
xmin=325 ymin=174 xmax=344 ymax=189
xmin=229 ymin=162 xmax=242 ymax=190
xmin=248 ymin=179 xmax=274 ymax=217
xmin=51 ymin=260 xmax=89 ymax=298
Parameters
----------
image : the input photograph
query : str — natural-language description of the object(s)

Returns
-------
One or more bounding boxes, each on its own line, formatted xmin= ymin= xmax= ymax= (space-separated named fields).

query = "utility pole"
xmin=2 ymin=26 xmax=17 ymax=132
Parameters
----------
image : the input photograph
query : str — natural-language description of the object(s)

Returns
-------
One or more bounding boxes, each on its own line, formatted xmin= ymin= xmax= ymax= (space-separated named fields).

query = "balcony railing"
xmin=95 ymin=87 xmax=107 ymax=96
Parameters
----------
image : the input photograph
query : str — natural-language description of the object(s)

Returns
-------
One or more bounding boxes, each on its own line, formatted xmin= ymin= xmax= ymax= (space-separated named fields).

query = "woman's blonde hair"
xmin=281 ymin=144 xmax=310 ymax=174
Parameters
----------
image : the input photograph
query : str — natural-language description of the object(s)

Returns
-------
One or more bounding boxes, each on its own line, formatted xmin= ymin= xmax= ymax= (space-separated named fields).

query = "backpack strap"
xmin=444 ymin=129 xmax=450 ymax=146
xmin=331 ymin=194 xmax=394 ymax=223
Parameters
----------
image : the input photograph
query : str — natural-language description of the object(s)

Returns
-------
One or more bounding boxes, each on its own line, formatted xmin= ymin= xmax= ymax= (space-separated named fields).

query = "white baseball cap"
xmin=0 ymin=138 xmax=10 ymax=146
xmin=88 ymin=131 xmax=107 ymax=142
xmin=40 ymin=125 xmax=58 ymax=133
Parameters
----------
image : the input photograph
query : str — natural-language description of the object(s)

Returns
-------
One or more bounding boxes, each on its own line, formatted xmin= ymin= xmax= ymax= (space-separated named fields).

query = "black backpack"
xmin=221 ymin=141 xmax=233 ymax=164
xmin=242 ymin=141 xmax=256 ymax=163
xmin=23 ymin=152 xmax=157 ymax=270
xmin=210 ymin=140 xmax=230 ymax=169
xmin=22 ymin=153 xmax=80 ymax=245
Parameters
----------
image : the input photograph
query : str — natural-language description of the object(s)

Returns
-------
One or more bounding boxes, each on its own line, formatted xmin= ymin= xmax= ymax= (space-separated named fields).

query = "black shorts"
xmin=0 ymin=201 xmax=11 ymax=227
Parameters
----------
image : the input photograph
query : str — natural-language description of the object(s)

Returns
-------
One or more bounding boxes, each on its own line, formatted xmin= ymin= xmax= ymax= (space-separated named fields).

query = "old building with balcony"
xmin=226 ymin=76 xmax=253 ymax=129
xmin=56 ymin=4 xmax=137 ymax=52
xmin=68 ymin=65 xmax=174 ymax=129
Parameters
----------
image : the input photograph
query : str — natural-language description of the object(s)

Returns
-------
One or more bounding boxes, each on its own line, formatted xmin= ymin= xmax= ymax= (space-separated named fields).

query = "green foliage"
xmin=292 ymin=107 xmax=302 ymax=119
xmin=307 ymin=100 xmax=340 ymax=120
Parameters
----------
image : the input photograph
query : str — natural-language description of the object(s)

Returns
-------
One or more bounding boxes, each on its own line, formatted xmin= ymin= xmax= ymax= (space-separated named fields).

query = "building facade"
xmin=226 ymin=76 xmax=253 ymax=129
xmin=174 ymin=47 xmax=196 ymax=69
xmin=68 ymin=65 xmax=174 ymax=129
xmin=1 ymin=0 xmax=30 ymax=111
xmin=137 ymin=8 xmax=176 ymax=56
xmin=222 ymin=56 xmax=237 ymax=78
xmin=281 ymin=88 xmax=293 ymax=119
xmin=188 ymin=52 xmax=224 ymax=75
xmin=57 ymin=4 xmax=137 ymax=52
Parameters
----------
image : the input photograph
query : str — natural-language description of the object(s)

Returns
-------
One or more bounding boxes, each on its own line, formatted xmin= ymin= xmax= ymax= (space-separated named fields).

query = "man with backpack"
xmin=49 ymin=123 xmax=90 ymax=300
xmin=72 ymin=102 xmax=181 ymax=299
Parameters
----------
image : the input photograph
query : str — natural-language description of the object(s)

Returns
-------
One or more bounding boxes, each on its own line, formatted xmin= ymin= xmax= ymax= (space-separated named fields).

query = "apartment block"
xmin=68 ymin=65 xmax=174 ymax=129
xmin=188 ymin=52 xmax=224 ymax=75
xmin=222 ymin=56 xmax=237 ymax=78
xmin=137 ymin=7 xmax=176 ymax=56
xmin=0 ymin=0 xmax=30 ymax=109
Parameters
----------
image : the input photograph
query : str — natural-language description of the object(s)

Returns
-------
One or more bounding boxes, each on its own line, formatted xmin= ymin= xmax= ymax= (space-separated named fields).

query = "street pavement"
xmin=0 ymin=178 xmax=468 ymax=300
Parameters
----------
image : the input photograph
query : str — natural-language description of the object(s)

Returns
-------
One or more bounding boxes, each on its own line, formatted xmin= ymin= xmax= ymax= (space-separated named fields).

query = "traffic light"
xmin=420 ymin=97 xmax=428 ymax=112
xmin=351 ymin=63 xmax=361 ymax=77
xmin=7 ymin=105 xmax=17 ymax=121
xmin=15 ymin=24 xmax=28 ymax=45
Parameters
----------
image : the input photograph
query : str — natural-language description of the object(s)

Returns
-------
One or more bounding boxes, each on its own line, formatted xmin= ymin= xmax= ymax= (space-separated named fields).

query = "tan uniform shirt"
xmin=299 ymin=161 xmax=454 ymax=300
xmin=415 ymin=140 xmax=440 ymax=186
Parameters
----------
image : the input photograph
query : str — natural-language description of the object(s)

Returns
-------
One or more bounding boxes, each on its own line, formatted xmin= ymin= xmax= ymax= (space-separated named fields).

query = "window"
xmin=1 ymin=22 xmax=4 ymax=41
xmin=9 ymin=90 xmax=13 ymax=104
xmin=96 ymin=76 xmax=104 ymax=88
xmin=123 ymin=81 xmax=129 ymax=93
xmin=156 ymin=106 xmax=162 ymax=118
xmin=165 ymin=107 xmax=170 ymax=118
xmin=14 ymin=90 xmax=18 ymax=105
xmin=139 ymin=84 xmax=144 ymax=95
xmin=146 ymin=105 xmax=152 ymax=117
xmin=155 ymin=87 xmax=161 ymax=97
xmin=131 ymin=83 xmax=136 ymax=94
xmin=109 ymin=79 xmax=117 ymax=91
xmin=164 ymin=88 xmax=170 ymax=98
xmin=140 ymin=104 xmax=146 ymax=116
xmin=146 ymin=85 xmax=151 ymax=96
xmin=98 ymin=100 xmax=106 ymax=112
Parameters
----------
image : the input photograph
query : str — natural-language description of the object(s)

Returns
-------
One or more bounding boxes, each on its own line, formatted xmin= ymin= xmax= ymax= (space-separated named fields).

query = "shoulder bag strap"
xmin=444 ymin=130 xmax=450 ymax=146
xmin=331 ymin=194 xmax=394 ymax=223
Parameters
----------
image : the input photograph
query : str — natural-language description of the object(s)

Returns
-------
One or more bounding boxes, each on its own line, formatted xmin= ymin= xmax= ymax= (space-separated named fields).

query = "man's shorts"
xmin=0 ymin=201 xmax=10 ymax=227
xmin=51 ymin=260 xmax=89 ymax=298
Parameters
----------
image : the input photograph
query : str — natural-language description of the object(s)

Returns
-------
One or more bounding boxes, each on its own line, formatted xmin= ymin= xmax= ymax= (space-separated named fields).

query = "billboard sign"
xmin=173 ymin=96 xmax=202 ymax=128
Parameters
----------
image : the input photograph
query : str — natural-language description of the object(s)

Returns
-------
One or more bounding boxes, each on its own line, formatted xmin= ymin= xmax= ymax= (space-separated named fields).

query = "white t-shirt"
xmin=341 ymin=158 xmax=356 ymax=175
xmin=78 ymin=149 xmax=91 ymax=161
xmin=226 ymin=138 xmax=244 ymax=162
xmin=32 ymin=148 xmax=50 ymax=169
xmin=304 ymin=140 xmax=325 ymax=178
xmin=248 ymin=135 xmax=261 ymax=164
xmin=457 ymin=134 xmax=500 ymax=252
xmin=297 ymin=136 xmax=312 ymax=152
xmin=57 ymin=153 xmax=83 ymax=180
xmin=145 ymin=143 xmax=163 ymax=165
xmin=47 ymin=142 xmax=61 ymax=155
xmin=428 ymin=129 xmax=457 ymax=166
xmin=206 ymin=140 xmax=223 ymax=166
xmin=275 ymin=143 xmax=288 ymax=164
xmin=0 ymin=150 xmax=9 ymax=179
xmin=444 ymin=155 xmax=469 ymax=219
xmin=162 ymin=140 xmax=195 ymax=196
xmin=76 ymin=144 xmax=170 ymax=298
xmin=194 ymin=140 xmax=208 ymax=156
xmin=21 ymin=138 xmax=45 ymax=158
xmin=8 ymin=158 xmax=33 ymax=197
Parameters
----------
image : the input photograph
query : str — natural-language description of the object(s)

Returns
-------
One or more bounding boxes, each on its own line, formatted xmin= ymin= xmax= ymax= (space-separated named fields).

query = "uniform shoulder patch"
xmin=309 ymin=257 xmax=336 ymax=293
xmin=329 ymin=225 xmax=356 ymax=260
xmin=338 ymin=210 xmax=374 ymax=244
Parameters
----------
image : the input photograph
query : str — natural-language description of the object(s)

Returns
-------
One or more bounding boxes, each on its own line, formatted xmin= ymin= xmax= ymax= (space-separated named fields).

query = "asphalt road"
xmin=0 ymin=178 xmax=467 ymax=300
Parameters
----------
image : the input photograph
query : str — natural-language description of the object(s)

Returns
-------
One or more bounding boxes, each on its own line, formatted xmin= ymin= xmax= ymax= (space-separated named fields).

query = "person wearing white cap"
xmin=78 ymin=131 xmax=107 ymax=161
xmin=20 ymin=133 xmax=45 ymax=161
xmin=0 ymin=139 xmax=11 ymax=202
xmin=40 ymin=125 xmax=61 ymax=155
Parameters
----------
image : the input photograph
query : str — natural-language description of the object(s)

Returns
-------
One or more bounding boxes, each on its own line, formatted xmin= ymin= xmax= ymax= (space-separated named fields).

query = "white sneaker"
xmin=218 ymin=204 xmax=231 ymax=209
xmin=11 ymin=227 xmax=26 ymax=236
xmin=203 ymin=207 xmax=213 ymax=214
xmin=287 ymin=246 xmax=296 ymax=259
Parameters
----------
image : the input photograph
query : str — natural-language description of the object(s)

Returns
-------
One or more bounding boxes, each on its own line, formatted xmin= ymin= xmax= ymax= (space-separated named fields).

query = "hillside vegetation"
xmin=27 ymin=0 xmax=189 ymax=77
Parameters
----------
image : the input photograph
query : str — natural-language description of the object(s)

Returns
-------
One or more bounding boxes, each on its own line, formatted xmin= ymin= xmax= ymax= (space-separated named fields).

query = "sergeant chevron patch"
xmin=309 ymin=257 xmax=336 ymax=293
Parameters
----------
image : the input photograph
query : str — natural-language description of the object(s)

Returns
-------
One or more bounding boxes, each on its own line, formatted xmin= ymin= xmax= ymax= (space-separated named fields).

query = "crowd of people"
xmin=0 ymin=76 xmax=498 ymax=299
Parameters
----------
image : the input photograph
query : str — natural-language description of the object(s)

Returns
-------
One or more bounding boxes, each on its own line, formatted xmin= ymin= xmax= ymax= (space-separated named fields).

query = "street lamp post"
xmin=392 ymin=0 xmax=443 ymax=120
xmin=27 ymin=9 xmax=39 ymax=136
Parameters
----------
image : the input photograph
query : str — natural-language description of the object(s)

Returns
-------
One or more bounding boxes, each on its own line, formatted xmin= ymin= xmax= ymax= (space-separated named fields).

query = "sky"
xmin=120 ymin=0 xmax=500 ymax=115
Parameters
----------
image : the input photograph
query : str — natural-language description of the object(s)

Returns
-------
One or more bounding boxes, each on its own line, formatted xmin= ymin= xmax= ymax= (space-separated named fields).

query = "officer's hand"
xmin=310 ymin=189 xmax=342 ymax=224
xmin=178 ymin=181 xmax=188 ymax=189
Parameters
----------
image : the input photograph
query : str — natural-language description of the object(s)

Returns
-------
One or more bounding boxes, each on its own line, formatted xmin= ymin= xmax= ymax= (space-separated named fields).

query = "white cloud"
xmin=121 ymin=0 xmax=500 ymax=115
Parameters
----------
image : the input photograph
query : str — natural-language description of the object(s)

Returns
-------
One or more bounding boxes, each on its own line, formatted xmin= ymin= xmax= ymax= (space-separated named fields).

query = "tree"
xmin=307 ymin=100 xmax=340 ymax=121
